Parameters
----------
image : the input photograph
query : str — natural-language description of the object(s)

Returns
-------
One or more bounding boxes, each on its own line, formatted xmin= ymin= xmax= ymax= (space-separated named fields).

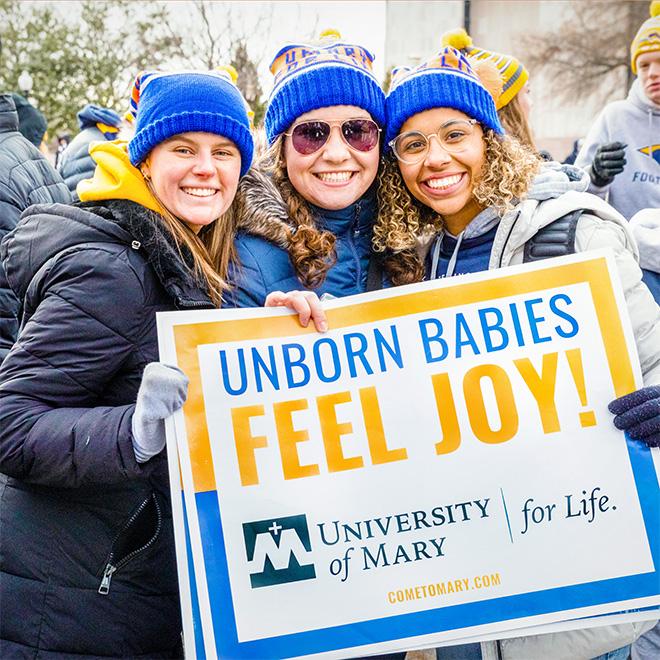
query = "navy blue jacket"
xmin=0 ymin=199 xmax=212 ymax=658
xmin=228 ymin=179 xmax=376 ymax=307
xmin=0 ymin=94 xmax=71 ymax=364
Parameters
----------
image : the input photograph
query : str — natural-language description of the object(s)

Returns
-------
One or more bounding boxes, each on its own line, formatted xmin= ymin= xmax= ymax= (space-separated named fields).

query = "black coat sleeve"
xmin=0 ymin=197 xmax=22 ymax=362
xmin=0 ymin=245 xmax=151 ymax=487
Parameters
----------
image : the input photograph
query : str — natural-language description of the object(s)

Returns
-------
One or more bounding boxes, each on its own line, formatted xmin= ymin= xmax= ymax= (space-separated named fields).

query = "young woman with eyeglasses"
xmin=226 ymin=30 xmax=387 ymax=311
xmin=372 ymin=45 xmax=660 ymax=660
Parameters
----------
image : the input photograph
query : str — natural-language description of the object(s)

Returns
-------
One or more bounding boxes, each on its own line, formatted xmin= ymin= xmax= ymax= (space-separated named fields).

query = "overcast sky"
xmin=51 ymin=1 xmax=389 ymax=88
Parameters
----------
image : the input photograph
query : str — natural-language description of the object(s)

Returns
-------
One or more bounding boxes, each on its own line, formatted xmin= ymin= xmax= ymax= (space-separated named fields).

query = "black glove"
xmin=589 ymin=141 xmax=627 ymax=187
xmin=608 ymin=385 xmax=660 ymax=448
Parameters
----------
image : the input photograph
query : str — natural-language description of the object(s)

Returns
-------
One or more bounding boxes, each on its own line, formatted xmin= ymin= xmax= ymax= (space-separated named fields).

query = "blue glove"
xmin=131 ymin=363 xmax=189 ymax=463
xmin=608 ymin=385 xmax=660 ymax=448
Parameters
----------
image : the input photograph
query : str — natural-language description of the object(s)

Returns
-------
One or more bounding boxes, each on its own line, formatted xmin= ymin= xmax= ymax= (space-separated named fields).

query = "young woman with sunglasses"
xmin=226 ymin=30 xmax=387 ymax=310
xmin=373 ymin=47 xmax=659 ymax=660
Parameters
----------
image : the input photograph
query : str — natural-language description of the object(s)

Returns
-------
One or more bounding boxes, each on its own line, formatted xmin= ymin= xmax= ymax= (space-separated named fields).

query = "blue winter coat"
xmin=0 ymin=94 xmax=71 ymax=364
xmin=227 ymin=169 xmax=376 ymax=307
xmin=0 ymin=199 xmax=213 ymax=658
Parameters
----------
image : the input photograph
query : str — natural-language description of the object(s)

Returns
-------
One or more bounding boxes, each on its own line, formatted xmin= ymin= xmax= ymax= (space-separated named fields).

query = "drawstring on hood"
xmin=77 ymin=140 xmax=164 ymax=215
xmin=628 ymin=79 xmax=660 ymax=160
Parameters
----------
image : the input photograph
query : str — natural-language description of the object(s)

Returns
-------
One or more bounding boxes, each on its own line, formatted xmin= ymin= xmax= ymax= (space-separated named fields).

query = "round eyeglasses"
xmin=284 ymin=118 xmax=381 ymax=155
xmin=389 ymin=119 xmax=480 ymax=165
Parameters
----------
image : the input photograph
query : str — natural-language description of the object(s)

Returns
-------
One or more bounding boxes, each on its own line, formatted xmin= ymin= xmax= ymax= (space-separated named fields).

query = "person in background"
xmin=629 ymin=208 xmax=660 ymax=303
xmin=9 ymin=92 xmax=47 ymax=149
xmin=575 ymin=0 xmax=660 ymax=220
xmin=0 ymin=93 xmax=70 ymax=365
xmin=375 ymin=43 xmax=659 ymax=660
xmin=0 ymin=69 xmax=254 ymax=658
xmin=440 ymin=29 xmax=548 ymax=158
xmin=563 ymin=137 xmax=584 ymax=165
xmin=227 ymin=29 xmax=392 ymax=308
xmin=54 ymin=133 xmax=71 ymax=168
xmin=57 ymin=103 xmax=122 ymax=199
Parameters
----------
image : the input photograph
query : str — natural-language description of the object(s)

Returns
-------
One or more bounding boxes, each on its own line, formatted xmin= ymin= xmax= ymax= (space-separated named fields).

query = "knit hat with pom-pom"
xmin=264 ymin=29 xmax=385 ymax=144
xmin=441 ymin=28 xmax=528 ymax=109
xmin=127 ymin=69 xmax=254 ymax=176
xmin=385 ymin=46 xmax=503 ymax=147
xmin=631 ymin=1 xmax=660 ymax=74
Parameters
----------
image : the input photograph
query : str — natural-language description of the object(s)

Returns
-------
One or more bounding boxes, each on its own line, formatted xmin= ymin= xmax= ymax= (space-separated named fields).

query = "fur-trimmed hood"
xmin=234 ymin=166 xmax=376 ymax=247
xmin=235 ymin=167 xmax=292 ymax=249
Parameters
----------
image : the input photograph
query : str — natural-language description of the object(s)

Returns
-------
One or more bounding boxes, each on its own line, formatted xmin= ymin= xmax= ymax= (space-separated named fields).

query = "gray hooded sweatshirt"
xmin=575 ymin=79 xmax=660 ymax=220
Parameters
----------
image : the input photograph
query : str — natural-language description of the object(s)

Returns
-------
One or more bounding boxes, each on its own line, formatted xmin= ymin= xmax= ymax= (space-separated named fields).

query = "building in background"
xmin=383 ymin=0 xmax=624 ymax=160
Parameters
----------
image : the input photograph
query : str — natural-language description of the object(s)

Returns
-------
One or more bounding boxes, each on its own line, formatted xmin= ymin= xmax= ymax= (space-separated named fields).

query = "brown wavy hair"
xmin=144 ymin=179 xmax=238 ymax=307
xmin=374 ymin=129 xmax=541 ymax=285
xmin=498 ymin=94 xmax=536 ymax=152
xmin=258 ymin=136 xmax=338 ymax=288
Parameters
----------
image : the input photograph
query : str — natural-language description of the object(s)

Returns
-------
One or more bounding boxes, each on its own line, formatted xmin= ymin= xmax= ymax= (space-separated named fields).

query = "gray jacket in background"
xmin=575 ymin=79 xmax=660 ymax=220
xmin=0 ymin=93 xmax=71 ymax=364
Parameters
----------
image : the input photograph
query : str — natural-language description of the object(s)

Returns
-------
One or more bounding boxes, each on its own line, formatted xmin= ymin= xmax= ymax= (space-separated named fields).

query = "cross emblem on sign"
xmin=268 ymin=521 xmax=283 ymax=536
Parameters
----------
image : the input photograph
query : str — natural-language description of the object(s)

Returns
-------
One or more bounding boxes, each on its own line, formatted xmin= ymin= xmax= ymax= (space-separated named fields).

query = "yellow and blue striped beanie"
xmin=264 ymin=29 xmax=385 ymax=144
xmin=385 ymin=46 xmax=503 ymax=147
xmin=631 ymin=1 xmax=660 ymax=74
xmin=442 ymin=29 xmax=528 ymax=110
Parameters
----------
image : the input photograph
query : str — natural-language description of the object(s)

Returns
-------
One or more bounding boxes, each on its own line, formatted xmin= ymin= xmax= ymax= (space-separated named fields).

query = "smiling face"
xmin=141 ymin=132 xmax=242 ymax=233
xmin=637 ymin=50 xmax=660 ymax=105
xmin=283 ymin=105 xmax=380 ymax=210
xmin=396 ymin=107 xmax=486 ymax=235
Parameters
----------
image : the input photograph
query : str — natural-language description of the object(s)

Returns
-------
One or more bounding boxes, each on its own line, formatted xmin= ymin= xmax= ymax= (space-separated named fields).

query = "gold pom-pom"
xmin=651 ymin=0 xmax=660 ymax=18
xmin=216 ymin=64 xmax=238 ymax=84
xmin=441 ymin=28 xmax=473 ymax=50
xmin=319 ymin=28 xmax=341 ymax=40
xmin=469 ymin=57 xmax=503 ymax=107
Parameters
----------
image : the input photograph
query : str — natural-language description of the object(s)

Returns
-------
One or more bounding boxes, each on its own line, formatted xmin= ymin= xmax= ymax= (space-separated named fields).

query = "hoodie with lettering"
xmin=575 ymin=79 xmax=660 ymax=220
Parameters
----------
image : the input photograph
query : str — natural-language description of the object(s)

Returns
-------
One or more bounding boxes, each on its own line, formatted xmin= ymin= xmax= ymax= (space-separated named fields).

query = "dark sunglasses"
xmin=285 ymin=118 xmax=381 ymax=155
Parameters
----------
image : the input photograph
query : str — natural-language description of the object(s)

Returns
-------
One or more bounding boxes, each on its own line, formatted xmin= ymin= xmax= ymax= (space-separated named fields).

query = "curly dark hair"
xmin=374 ymin=130 xmax=541 ymax=285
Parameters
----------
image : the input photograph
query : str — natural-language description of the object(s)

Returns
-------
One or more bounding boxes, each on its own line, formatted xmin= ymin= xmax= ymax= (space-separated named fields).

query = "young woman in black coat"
xmin=0 ymin=70 xmax=255 ymax=659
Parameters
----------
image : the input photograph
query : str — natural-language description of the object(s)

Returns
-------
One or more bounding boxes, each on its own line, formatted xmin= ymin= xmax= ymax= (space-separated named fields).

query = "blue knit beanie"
xmin=264 ymin=30 xmax=385 ymax=144
xmin=128 ymin=71 xmax=254 ymax=177
xmin=77 ymin=104 xmax=122 ymax=130
xmin=385 ymin=47 xmax=503 ymax=148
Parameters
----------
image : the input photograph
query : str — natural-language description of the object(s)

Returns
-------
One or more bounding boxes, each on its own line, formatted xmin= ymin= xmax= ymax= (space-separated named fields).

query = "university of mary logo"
xmin=638 ymin=144 xmax=660 ymax=165
xmin=243 ymin=514 xmax=316 ymax=588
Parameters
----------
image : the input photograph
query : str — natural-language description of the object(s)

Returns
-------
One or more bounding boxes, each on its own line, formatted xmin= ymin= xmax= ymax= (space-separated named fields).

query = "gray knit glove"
xmin=131 ymin=363 xmax=189 ymax=463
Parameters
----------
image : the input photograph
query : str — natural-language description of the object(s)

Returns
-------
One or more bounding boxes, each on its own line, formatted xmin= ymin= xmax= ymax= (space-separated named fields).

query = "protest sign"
xmin=158 ymin=250 xmax=659 ymax=659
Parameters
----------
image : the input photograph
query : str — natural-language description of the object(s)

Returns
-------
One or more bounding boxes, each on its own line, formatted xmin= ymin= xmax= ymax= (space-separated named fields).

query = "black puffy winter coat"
xmin=0 ymin=94 xmax=71 ymax=364
xmin=0 ymin=199 xmax=213 ymax=658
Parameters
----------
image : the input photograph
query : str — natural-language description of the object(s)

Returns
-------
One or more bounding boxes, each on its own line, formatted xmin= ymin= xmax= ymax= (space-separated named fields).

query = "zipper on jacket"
xmin=348 ymin=201 xmax=363 ymax=286
xmin=98 ymin=563 xmax=117 ymax=595
xmin=97 ymin=493 xmax=163 ymax=595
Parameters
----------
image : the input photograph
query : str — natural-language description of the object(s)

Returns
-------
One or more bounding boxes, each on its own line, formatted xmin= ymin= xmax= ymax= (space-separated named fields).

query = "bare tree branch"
xmin=522 ymin=0 xmax=648 ymax=105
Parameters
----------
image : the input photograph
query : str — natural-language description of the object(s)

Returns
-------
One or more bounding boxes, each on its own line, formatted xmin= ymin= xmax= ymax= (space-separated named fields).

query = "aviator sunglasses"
xmin=285 ymin=118 xmax=381 ymax=155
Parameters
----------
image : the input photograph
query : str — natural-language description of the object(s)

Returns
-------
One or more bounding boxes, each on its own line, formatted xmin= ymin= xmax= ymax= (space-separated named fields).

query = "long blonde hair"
xmin=498 ymin=95 xmax=536 ymax=152
xmin=144 ymin=179 xmax=237 ymax=307
xmin=374 ymin=130 xmax=541 ymax=285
